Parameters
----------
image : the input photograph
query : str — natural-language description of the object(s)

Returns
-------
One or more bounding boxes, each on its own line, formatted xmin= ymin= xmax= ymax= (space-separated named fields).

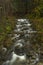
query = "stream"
xmin=2 ymin=19 xmax=40 ymax=65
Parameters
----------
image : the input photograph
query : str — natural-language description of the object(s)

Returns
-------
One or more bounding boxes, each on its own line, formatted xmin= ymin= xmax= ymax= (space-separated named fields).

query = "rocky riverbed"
xmin=0 ymin=19 xmax=43 ymax=65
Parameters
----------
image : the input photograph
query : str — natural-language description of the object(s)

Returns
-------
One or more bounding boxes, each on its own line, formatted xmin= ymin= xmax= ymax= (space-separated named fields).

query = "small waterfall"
xmin=2 ymin=19 xmax=39 ymax=65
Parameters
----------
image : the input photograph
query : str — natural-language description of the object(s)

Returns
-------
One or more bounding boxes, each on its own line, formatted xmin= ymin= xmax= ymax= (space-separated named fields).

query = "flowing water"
xmin=2 ymin=19 xmax=40 ymax=65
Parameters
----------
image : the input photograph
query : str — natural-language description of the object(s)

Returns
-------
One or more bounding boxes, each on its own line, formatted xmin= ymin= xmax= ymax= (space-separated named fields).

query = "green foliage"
xmin=0 ymin=35 xmax=5 ymax=41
